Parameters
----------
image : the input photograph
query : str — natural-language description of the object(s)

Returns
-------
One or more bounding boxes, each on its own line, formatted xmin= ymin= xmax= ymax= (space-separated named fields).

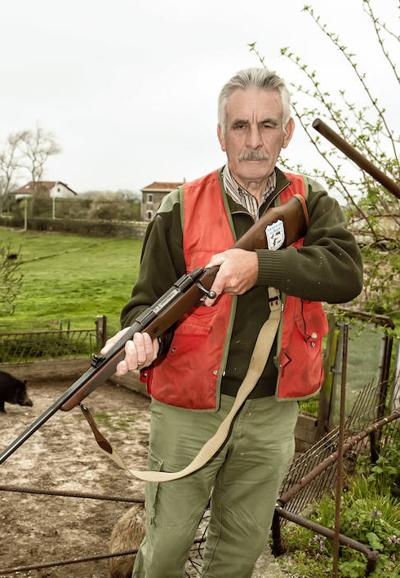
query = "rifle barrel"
xmin=0 ymin=195 xmax=308 ymax=465
xmin=0 ymin=320 xmax=142 ymax=465
xmin=312 ymin=118 xmax=400 ymax=200
xmin=0 ymin=367 xmax=94 ymax=464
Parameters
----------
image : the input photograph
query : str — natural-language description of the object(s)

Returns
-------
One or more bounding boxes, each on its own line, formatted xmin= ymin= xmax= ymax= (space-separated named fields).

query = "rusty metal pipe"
xmin=275 ymin=506 xmax=379 ymax=567
xmin=279 ymin=409 xmax=400 ymax=504
xmin=0 ymin=483 xmax=144 ymax=503
xmin=0 ymin=550 xmax=139 ymax=575
xmin=312 ymin=118 xmax=400 ymax=200
xmin=332 ymin=323 xmax=349 ymax=577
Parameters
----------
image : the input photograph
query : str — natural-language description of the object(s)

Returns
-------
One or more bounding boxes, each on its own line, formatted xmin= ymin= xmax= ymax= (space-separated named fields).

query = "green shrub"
xmin=278 ymin=433 xmax=400 ymax=578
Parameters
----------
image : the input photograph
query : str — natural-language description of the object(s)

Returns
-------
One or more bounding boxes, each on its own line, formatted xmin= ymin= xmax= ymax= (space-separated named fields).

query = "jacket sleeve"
xmin=255 ymin=180 xmax=363 ymax=303
xmin=120 ymin=194 xmax=186 ymax=331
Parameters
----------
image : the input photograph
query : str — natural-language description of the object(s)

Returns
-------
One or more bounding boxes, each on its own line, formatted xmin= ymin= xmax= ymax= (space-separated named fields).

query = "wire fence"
xmin=0 ymin=316 xmax=107 ymax=363
xmin=279 ymin=381 xmax=391 ymax=517
xmin=0 ymin=315 xmax=397 ymax=576
xmin=0 ymin=328 xmax=97 ymax=363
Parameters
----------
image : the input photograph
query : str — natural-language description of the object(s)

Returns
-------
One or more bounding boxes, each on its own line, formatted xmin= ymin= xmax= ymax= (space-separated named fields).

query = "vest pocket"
xmin=295 ymin=301 xmax=328 ymax=390
xmin=151 ymin=317 xmax=217 ymax=409
xmin=278 ymin=300 xmax=328 ymax=398
xmin=170 ymin=318 xmax=212 ymax=353
xmin=295 ymin=301 xmax=329 ymax=350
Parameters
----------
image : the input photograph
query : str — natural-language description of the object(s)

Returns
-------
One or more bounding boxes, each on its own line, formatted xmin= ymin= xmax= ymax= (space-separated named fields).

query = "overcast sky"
xmin=1 ymin=0 xmax=398 ymax=193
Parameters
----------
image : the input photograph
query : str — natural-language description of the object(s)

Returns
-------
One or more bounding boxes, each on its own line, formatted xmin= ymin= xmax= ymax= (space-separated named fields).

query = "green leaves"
xmin=249 ymin=0 xmax=400 ymax=318
xmin=366 ymin=531 xmax=384 ymax=551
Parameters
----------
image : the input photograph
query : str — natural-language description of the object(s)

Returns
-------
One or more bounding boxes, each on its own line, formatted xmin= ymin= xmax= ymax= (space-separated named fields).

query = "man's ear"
xmin=282 ymin=117 xmax=295 ymax=148
xmin=217 ymin=124 xmax=226 ymax=152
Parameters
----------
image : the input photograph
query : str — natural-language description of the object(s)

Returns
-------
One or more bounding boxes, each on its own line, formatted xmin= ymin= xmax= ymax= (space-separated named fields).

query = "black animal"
xmin=0 ymin=370 xmax=33 ymax=413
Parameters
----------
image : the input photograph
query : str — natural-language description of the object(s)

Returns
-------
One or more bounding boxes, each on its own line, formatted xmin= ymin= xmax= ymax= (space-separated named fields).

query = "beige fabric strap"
xmin=82 ymin=288 xmax=282 ymax=482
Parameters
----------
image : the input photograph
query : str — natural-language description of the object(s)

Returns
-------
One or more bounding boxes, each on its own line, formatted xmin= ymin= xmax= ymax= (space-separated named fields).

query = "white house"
xmin=13 ymin=181 xmax=77 ymax=199
xmin=11 ymin=180 xmax=77 ymax=221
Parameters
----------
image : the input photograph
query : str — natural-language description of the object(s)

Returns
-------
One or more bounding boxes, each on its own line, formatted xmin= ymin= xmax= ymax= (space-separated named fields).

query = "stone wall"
xmin=0 ymin=215 xmax=148 ymax=239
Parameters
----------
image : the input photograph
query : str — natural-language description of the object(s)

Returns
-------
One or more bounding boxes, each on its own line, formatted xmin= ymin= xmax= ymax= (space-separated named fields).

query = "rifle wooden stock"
xmin=0 ymin=194 xmax=307 ymax=465
xmin=312 ymin=118 xmax=400 ymax=200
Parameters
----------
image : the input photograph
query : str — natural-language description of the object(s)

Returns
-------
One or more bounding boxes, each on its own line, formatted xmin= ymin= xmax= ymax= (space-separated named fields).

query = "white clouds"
xmin=1 ymin=0 xmax=398 ymax=191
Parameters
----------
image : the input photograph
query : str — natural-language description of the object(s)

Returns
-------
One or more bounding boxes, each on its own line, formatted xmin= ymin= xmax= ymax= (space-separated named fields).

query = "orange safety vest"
xmin=143 ymin=170 xmax=328 ymax=409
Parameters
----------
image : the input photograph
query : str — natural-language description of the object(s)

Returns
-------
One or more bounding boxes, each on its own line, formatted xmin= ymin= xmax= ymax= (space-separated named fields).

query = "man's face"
xmin=217 ymin=87 xmax=294 ymax=186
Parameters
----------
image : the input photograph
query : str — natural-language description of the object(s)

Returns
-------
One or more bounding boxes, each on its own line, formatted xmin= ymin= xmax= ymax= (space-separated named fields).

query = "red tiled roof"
xmin=12 ymin=181 xmax=77 ymax=195
xmin=141 ymin=181 xmax=184 ymax=192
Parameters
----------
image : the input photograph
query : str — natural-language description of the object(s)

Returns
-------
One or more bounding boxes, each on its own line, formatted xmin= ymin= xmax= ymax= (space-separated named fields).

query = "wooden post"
xmin=23 ymin=199 xmax=28 ymax=231
xmin=95 ymin=315 xmax=107 ymax=351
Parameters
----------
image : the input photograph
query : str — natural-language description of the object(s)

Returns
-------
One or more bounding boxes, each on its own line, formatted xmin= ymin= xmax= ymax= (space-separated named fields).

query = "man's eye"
xmin=262 ymin=122 xmax=276 ymax=129
xmin=232 ymin=123 xmax=246 ymax=130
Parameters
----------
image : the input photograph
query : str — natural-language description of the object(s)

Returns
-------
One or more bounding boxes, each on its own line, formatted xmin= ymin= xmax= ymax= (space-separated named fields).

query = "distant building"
xmin=140 ymin=181 xmax=184 ymax=221
xmin=10 ymin=180 xmax=77 ymax=220
xmin=12 ymin=181 xmax=77 ymax=200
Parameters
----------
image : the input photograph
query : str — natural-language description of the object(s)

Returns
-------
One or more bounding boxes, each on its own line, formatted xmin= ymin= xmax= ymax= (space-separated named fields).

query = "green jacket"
xmin=121 ymin=167 xmax=363 ymax=398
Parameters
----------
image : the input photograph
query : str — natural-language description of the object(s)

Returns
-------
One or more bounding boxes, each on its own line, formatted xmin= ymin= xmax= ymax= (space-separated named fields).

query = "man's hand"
xmin=204 ymin=248 xmax=258 ymax=306
xmin=100 ymin=328 xmax=159 ymax=375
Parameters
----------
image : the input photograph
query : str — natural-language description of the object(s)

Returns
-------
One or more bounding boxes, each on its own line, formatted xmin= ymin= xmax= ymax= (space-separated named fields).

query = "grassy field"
xmin=0 ymin=227 xmax=143 ymax=335
xmin=1 ymin=226 xmax=396 ymax=417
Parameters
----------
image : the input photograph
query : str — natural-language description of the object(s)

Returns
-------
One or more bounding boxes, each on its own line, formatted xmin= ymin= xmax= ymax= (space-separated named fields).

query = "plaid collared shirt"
xmin=222 ymin=165 xmax=276 ymax=221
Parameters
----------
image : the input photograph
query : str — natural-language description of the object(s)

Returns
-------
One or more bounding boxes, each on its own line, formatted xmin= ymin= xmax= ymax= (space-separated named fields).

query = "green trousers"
xmin=132 ymin=394 xmax=298 ymax=578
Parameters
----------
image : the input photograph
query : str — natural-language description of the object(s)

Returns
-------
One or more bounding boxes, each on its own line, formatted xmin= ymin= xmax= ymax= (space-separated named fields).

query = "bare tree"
xmin=0 ymin=244 xmax=23 ymax=316
xmin=0 ymin=133 xmax=24 ymax=212
xmin=250 ymin=0 xmax=400 ymax=315
xmin=16 ymin=126 xmax=61 ymax=184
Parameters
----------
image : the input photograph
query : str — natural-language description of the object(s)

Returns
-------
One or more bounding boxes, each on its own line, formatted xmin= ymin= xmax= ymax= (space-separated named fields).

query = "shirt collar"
xmin=222 ymin=165 xmax=277 ymax=220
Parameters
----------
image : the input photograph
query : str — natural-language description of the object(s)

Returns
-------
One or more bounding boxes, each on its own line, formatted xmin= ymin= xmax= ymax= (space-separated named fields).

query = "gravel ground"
xmin=0 ymin=380 xmax=293 ymax=578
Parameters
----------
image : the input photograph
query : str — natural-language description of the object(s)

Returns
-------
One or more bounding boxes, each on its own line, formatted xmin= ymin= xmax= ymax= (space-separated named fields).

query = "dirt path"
xmin=0 ymin=380 xmax=292 ymax=578
xmin=0 ymin=381 xmax=149 ymax=578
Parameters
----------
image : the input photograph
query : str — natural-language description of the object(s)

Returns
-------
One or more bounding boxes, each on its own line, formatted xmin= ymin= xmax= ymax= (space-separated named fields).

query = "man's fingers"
xmin=100 ymin=327 xmax=130 ymax=355
xmin=116 ymin=359 xmax=129 ymax=376
xmin=101 ymin=329 xmax=159 ymax=374
xmin=206 ymin=249 xmax=258 ymax=302
xmin=205 ymin=253 xmax=225 ymax=269
xmin=124 ymin=339 xmax=139 ymax=371
xmin=152 ymin=337 xmax=160 ymax=360
xmin=133 ymin=332 xmax=147 ymax=366
xmin=131 ymin=332 xmax=158 ymax=368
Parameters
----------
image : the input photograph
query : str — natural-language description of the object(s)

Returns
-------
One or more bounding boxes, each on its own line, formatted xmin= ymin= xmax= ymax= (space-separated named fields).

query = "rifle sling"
xmin=81 ymin=287 xmax=282 ymax=483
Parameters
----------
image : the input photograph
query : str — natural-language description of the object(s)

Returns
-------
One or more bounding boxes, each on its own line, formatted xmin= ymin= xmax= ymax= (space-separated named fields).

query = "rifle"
xmin=0 ymin=193 xmax=308 ymax=465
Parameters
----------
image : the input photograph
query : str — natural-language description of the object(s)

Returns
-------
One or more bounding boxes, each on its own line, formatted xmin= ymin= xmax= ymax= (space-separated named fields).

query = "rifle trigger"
xmin=195 ymin=281 xmax=217 ymax=300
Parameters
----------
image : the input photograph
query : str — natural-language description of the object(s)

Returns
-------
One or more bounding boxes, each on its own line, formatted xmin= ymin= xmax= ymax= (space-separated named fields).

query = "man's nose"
xmin=246 ymin=125 xmax=262 ymax=148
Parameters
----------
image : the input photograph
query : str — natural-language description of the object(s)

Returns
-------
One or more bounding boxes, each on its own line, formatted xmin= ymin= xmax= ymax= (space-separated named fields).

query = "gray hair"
xmin=218 ymin=68 xmax=291 ymax=134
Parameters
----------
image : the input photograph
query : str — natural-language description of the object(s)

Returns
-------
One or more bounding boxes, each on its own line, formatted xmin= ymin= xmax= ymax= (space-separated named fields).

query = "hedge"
xmin=0 ymin=215 xmax=148 ymax=239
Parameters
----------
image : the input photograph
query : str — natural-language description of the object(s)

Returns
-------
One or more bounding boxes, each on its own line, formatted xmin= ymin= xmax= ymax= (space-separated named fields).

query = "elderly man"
xmin=105 ymin=68 xmax=362 ymax=577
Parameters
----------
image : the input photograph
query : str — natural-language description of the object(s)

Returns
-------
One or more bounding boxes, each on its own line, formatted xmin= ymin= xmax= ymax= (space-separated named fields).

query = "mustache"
xmin=238 ymin=150 xmax=269 ymax=161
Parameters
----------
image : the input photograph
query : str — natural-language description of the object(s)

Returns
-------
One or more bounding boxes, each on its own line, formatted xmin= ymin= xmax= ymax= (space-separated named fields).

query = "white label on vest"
xmin=265 ymin=220 xmax=285 ymax=250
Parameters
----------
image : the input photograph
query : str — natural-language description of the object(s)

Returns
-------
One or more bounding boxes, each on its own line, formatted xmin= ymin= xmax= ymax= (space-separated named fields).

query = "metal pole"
xmin=275 ymin=507 xmax=379 ymax=568
xmin=332 ymin=323 xmax=349 ymax=577
xmin=278 ymin=409 xmax=400 ymax=505
xmin=23 ymin=200 xmax=28 ymax=231
xmin=312 ymin=118 xmax=400 ymax=200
